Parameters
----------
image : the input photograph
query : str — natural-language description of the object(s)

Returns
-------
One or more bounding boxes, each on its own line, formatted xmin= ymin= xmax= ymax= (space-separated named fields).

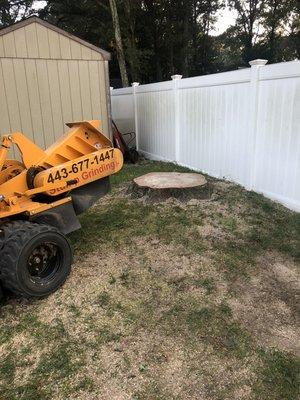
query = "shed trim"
xmin=0 ymin=16 xmax=111 ymax=61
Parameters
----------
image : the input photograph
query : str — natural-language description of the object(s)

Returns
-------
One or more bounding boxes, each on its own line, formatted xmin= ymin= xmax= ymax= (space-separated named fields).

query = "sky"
xmin=32 ymin=1 xmax=46 ymax=11
xmin=212 ymin=8 xmax=237 ymax=35
xmin=33 ymin=1 xmax=236 ymax=36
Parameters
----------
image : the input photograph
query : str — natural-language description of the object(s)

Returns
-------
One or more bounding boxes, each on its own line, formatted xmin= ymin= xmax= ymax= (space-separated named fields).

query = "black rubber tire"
xmin=0 ymin=221 xmax=72 ymax=298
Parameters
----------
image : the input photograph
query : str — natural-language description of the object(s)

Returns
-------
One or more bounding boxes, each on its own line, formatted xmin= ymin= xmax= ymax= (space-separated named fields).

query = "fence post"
xmin=249 ymin=59 xmax=268 ymax=190
xmin=132 ymin=82 xmax=140 ymax=151
xmin=171 ymin=74 xmax=182 ymax=163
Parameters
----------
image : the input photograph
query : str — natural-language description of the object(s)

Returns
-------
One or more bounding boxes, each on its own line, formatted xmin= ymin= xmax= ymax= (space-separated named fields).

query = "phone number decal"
xmin=47 ymin=149 xmax=114 ymax=184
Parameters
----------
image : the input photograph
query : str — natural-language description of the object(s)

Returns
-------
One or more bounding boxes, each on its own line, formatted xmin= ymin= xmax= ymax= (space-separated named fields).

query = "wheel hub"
xmin=27 ymin=243 xmax=59 ymax=280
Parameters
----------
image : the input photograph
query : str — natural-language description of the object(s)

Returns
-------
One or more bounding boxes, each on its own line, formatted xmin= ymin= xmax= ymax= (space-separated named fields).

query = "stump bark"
xmin=131 ymin=172 xmax=210 ymax=201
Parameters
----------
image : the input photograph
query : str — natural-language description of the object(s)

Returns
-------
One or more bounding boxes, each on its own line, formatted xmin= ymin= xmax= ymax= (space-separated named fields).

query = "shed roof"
xmin=0 ymin=16 xmax=110 ymax=60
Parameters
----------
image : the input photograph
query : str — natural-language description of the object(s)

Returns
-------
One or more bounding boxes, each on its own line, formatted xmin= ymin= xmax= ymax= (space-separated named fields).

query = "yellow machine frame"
xmin=0 ymin=120 xmax=123 ymax=219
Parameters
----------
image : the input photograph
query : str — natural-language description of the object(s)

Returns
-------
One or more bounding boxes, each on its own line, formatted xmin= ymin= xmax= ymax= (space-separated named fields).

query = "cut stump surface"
xmin=132 ymin=172 xmax=210 ymax=201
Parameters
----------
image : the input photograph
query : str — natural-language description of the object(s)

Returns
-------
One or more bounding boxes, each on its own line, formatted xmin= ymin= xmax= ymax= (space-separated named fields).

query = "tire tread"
xmin=0 ymin=221 xmax=70 ymax=297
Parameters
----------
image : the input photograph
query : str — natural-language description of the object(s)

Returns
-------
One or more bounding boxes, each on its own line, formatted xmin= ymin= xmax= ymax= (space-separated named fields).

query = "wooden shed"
xmin=0 ymin=16 xmax=112 ymax=157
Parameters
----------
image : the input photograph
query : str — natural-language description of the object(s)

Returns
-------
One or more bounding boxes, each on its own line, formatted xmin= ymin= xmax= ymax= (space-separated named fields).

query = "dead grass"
xmin=0 ymin=160 xmax=299 ymax=400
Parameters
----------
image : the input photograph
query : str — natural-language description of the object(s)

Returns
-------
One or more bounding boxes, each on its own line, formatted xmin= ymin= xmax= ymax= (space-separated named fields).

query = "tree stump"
xmin=131 ymin=172 xmax=210 ymax=201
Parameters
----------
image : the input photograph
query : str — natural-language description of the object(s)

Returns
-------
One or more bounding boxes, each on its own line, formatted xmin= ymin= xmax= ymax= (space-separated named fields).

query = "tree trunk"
xmin=124 ymin=0 xmax=139 ymax=82
xmin=109 ymin=0 xmax=129 ymax=87
xmin=153 ymin=26 xmax=162 ymax=81
xmin=268 ymin=2 xmax=279 ymax=63
xmin=182 ymin=5 xmax=190 ymax=77
xmin=269 ymin=27 xmax=276 ymax=62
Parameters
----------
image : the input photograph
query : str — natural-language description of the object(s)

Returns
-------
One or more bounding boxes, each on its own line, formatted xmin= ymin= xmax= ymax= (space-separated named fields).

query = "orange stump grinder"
xmin=0 ymin=120 xmax=123 ymax=298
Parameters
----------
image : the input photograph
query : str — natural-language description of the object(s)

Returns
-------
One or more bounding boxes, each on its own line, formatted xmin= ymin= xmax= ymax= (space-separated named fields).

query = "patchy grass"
xmin=254 ymin=349 xmax=300 ymax=400
xmin=0 ymin=160 xmax=299 ymax=400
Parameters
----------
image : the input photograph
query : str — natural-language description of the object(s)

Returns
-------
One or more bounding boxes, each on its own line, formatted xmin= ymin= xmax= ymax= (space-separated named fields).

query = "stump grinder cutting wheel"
xmin=0 ymin=120 xmax=123 ymax=298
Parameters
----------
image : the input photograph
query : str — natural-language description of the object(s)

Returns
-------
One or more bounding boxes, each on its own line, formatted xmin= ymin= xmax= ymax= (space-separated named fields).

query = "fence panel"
xmin=178 ymin=74 xmax=251 ymax=187
xmin=136 ymin=82 xmax=175 ymax=162
xmin=254 ymin=62 xmax=300 ymax=210
xmin=111 ymin=87 xmax=135 ymax=135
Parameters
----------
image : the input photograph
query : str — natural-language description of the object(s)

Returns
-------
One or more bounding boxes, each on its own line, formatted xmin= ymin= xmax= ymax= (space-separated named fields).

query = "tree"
xmin=272 ymin=0 xmax=300 ymax=60
xmin=34 ymin=0 xmax=297 ymax=84
xmin=0 ymin=0 xmax=34 ymax=27
xmin=108 ymin=0 xmax=129 ymax=87
xmin=216 ymin=25 xmax=245 ymax=70
xmin=122 ymin=0 xmax=142 ymax=81
xmin=228 ymin=0 xmax=265 ymax=62
xmin=262 ymin=0 xmax=296 ymax=62
xmin=192 ymin=0 xmax=225 ymax=74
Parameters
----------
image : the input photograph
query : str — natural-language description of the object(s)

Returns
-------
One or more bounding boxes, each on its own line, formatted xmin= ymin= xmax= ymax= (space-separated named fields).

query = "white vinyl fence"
xmin=111 ymin=59 xmax=300 ymax=212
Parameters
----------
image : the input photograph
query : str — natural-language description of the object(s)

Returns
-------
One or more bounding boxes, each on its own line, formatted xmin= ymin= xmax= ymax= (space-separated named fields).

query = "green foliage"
xmin=0 ymin=0 xmax=33 ymax=27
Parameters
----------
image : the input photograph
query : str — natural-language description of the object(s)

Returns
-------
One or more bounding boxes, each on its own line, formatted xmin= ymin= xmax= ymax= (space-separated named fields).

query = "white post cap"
xmin=171 ymin=74 xmax=183 ymax=80
xmin=249 ymin=59 xmax=268 ymax=66
xmin=132 ymin=82 xmax=140 ymax=87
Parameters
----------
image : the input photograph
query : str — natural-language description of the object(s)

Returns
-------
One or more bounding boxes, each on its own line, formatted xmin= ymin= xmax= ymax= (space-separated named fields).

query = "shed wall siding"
xmin=0 ymin=21 xmax=110 ymax=155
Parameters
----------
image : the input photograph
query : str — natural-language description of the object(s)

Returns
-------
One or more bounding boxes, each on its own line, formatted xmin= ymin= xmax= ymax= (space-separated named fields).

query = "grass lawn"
xmin=0 ymin=160 xmax=299 ymax=400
